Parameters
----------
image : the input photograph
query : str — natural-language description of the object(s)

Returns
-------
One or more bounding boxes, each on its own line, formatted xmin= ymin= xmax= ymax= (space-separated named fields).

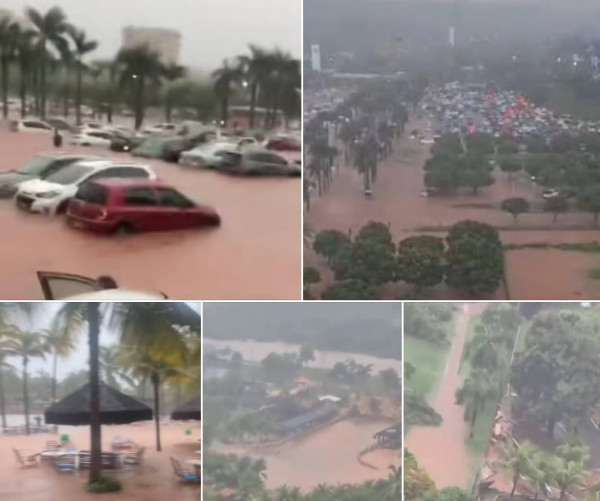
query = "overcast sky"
xmin=3 ymin=0 xmax=300 ymax=69
xmin=5 ymin=302 xmax=202 ymax=381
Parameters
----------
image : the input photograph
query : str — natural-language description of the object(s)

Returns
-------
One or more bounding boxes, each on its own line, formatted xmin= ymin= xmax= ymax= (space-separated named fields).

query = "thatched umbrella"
xmin=45 ymin=382 xmax=152 ymax=425
xmin=170 ymin=396 xmax=201 ymax=421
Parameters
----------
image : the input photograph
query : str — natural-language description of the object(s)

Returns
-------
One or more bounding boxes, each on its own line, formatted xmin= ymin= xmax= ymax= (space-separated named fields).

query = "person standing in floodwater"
xmin=52 ymin=128 xmax=62 ymax=148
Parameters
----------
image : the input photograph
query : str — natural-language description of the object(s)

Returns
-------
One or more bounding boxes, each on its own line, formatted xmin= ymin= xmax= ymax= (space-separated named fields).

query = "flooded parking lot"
xmin=0 ymin=130 xmax=301 ymax=299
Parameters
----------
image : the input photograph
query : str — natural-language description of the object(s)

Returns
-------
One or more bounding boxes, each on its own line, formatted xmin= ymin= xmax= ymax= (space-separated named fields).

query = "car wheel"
xmin=114 ymin=222 xmax=134 ymax=236
xmin=55 ymin=200 xmax=70 ymax=215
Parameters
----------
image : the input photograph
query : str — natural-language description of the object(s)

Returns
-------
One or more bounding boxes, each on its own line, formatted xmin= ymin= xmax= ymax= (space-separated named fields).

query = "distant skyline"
xmin=2 ymin=0 xmax=300 ymax=69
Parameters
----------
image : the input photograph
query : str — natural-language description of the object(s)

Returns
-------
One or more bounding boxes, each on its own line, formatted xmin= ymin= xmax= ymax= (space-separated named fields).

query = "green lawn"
xmin=404 ymin=315 xmax=457 ymax=398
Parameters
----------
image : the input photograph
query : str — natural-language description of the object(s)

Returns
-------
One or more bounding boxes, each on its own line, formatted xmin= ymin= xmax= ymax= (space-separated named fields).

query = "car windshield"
xmin=45 ymin=164 xmax=95 ymax=185
xmin=18 ymin=156 xmax=54 ymax=176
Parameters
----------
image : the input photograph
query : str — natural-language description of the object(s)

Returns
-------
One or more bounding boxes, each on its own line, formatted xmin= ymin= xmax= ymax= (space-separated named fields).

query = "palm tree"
xmin=552 ymin=458 xmax=586 ymax=501
xmin=386 ymin=464 xmax=402 ymax=500
xmin=162 ymin=63 xmax=186 ymax=122
xmin=15 ymin=27 xmax=37 ymax=118
xmin=456 ymin=368 xmax=500 ymax=438
xmin=212 ymin=59 xmax=239 ymax=126
xmin=556 ymin=442 xmax=591 ymax=465
xmin=52 ymin=302 xmax=200 ymax=485
xmin=116 ymin=45 xmax=164 ymax=130
xmin=0 ymin=333 xmax=16 ymax=430
xmin=66 ymin=26 xmax=98 ymax=125
xmin=90 ymin=59 xmax=120 ymax=122
xmin=45 ymin=322 xmax=76 ymax=403
xmin=117 ymin=347 xmax=188 ymax=451
xmin=25 ymin=6 xmax=69 ymax=119
xmin=237 ymin=45 xmax=273 ymax=128
xmin=0 ymin=18 xmax=20 ymax=119
xmin=497 ymin=441 xmax=539 ymax=496
xmin=11 ymin=329 xmax=48 ymax=435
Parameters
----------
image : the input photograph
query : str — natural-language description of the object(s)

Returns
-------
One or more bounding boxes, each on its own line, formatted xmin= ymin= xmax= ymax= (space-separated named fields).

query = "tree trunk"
xmin=511 ymin=472 xmax=519 ymax=496
xmin=165 ymin=100 xmax=172 ymax=123
xmin=51 ymin=352 xmax=58 ymax=402
xmin=0 ymin=369 xmax=6 ymax=429
xmin=134 ymin=77 xmax=145 ymax=130
xmin=249 ymin=83 xmax=257 ymax=128
xmin=547 ymin=417 xmax=556 ymax=439
xmin=469 ymin=405 xmax=478 ymax=438
xmin=75 ymin=64 xmax=83 ymax=126
xmin=40 ymin=49 xmax=47 ymax=120
xmin=152 ymin=373 xmax=161 ymax=451
xmin=1 ymin=56 xmax=9 ymax=119
xmin=19 ymin=62 xmax=27 ymax=119
xmin=23 ymin=357 xmax=30 ymax=435
xmin=88 ymin=303 xmax=102 ymax=484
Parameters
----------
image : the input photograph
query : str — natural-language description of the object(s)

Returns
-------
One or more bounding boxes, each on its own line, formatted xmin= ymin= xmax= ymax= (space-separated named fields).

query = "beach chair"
xmin=193 ymin=464 xmax=201 ymax=484
xmin=78 ymin=451 xmax=90 ymax=469
xmin=54 ymin=454 xmax=77 ymax=473
xmin=13 ymin=448 xmax=40 ymax=468
xmin=169 ymin=457 xmax=197 ymax=483
xmin=124 ymin=446 xmax=145 ymax=465
xmin=101 ymin=452 xmax=119 ymax=469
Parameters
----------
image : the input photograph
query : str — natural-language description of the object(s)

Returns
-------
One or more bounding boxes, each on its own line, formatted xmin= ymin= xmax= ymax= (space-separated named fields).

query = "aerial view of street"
xmin=404 ymin=301 xmax=600 ymax=501
xmin=202 ymin=302 xmax=401 ymax=500
xmin=0 ymin=0 xmax=301 ymax=300
xmin=303 ymin=0 xmax=600 ymax=300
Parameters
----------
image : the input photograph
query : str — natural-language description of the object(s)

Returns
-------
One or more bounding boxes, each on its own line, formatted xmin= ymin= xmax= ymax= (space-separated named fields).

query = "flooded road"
xmin=405 ymin=303 xmax=487 ymax=488
xmin=0 ymin=130 xmax=301 ymax=299
xmin=305 ymin=118 xmax=600 ymax=299
xmin=203 ymin=337 xmax=402 ymax=373
xmin=219 ymin=418 xmax=399 ymax=491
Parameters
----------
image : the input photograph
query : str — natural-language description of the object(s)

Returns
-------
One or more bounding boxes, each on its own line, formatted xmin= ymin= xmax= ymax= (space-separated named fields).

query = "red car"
xmin=264 ymin=135 xmax=301 ymax=152
xmin=66 ymin=179 xmax=220 ymax=234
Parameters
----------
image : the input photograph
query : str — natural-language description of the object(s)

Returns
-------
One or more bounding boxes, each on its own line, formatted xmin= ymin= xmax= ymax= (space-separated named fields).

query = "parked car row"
xmin=0 ymin=153 xmax=221 ymax=234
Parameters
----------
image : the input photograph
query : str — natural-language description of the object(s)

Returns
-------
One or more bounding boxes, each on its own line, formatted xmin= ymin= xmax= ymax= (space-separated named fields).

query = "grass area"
xmin=506 ymin=241 xmax=600 ymax=253
xmin=404 ymin=314 xmax=457 ymax=398
xmin=588 ymin=268 xmax=600 ymax=280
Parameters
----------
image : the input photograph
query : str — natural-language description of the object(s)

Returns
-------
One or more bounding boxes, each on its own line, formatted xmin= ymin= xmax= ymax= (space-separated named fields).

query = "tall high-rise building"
xmin=122 ymin=27 xmax=182 ymax=64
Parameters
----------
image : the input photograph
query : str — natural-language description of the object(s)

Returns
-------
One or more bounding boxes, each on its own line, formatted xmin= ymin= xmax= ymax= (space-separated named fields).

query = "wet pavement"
xmin=404 ymin=303 xmax=488 ymax=489
xmin=0 ymin=131 xmax=301 ymax=299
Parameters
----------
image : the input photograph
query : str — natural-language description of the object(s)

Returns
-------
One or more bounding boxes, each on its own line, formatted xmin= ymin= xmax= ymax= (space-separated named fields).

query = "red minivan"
xmin=66 ymin=179 xmax=221 ymax=234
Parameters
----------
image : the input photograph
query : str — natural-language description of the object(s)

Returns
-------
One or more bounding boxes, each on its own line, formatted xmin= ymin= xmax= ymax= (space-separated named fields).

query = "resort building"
xmin=373 ymin=423 xmax=401 ymax=449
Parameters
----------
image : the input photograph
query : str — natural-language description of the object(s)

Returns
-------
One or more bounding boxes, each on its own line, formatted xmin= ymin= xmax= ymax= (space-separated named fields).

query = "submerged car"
xmin=131 ymin=136 xmax=172 ymax=158
xmin=70 ymin=130 xmax=113 ymax=147
xmin=216 ymin=148 xmax=301 ymax=177
xmin=0 ymin=153 xmax=97 ymax=198
xmin=15 ymin=160 xmax=156 ymax=215
xmin=66 ymin=178 xmax=221 ymax=234
xmin=179 ymin=142 xmax=237 ymax=168
xmin=110 ymin=131 xmax=145 ymax=152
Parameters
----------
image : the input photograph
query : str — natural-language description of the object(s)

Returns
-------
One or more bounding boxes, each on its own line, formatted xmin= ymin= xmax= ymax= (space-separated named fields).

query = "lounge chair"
xmin=54 ymin=454 xmax=77 ymax=473
xmin=124 ymin=446 xmax=145 ymax=465
xmin=13 ymin=448 xmax=40 ymax=468
xmin=193 ymin=464 xmax=201 ymax=483
xmin=169 ymin=457 xmax=197 ymax=483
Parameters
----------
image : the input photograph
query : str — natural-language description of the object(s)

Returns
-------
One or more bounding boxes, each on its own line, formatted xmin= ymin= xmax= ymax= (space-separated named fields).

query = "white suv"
xmin=15 ymin=160 xmax=156 ymax=215
xmin=9 ymin=119 xmax=53 ymax=133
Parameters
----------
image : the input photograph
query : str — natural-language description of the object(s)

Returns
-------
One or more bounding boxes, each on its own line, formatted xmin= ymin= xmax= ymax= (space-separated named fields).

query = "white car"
xmin=15 ymin=160 xmax=156 ymax=215
xmin=9 ymin=119 xmax=53 ymax=133
xmin=70 ymin=130 xmax=113 ymax=147
xmin=179 ymin=141 xmax=237 ymax=168
xmin=144 ymin=123 xmax=177 ymax=135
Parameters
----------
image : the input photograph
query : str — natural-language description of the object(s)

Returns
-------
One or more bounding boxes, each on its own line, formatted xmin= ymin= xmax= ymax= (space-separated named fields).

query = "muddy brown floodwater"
xmin=1 ymin=421 xmax=200 ymax=501
xmin=306 ymin=118 xmax=600 ymax=299
xmin=405 ymin=303 xmax=487 ymax=489
xmin=219 ymin=418 xmax=399 ymax=492
xmin=0 ymin=130 xmax=301 ymax=299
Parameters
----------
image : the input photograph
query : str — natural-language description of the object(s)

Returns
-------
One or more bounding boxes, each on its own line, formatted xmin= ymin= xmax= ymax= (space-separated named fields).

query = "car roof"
xmin=38 ymin=152 xmax=101 ymax=160
xmin=88 ymin=178 xmax=170 ymax=189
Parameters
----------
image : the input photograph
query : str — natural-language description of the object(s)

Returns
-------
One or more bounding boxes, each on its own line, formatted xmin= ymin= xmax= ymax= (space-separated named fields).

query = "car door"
xmin=155 ymin=187 xmax=197 ymax=229
xmin=37 ymin=270 xmax=98 ymax=299
xmin=121 ymin=187 xmax=160 ymax=231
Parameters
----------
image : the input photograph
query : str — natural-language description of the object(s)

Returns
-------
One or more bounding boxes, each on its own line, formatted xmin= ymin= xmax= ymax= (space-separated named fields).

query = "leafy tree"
xmin=544 ymin=196 xmax=569 ymax=223
xmin=312 ymin=230 xmax=351 ymax=265
xmin=577 ymin=184 xmax=600 ymax=224
xmin=404 ymin=450 xmax=435 ymax=501
xmin=211 ymin=59 xmax=239 ymax=125
xmin=461 ymin=167 xmax=494 ymax=194
xmin=261 ymin=352 xmax=300 ymax=383
xmin=501 ymin=197 xmax=530 ymax=223
xmin=552 ymin=458 xmax=586 ymax=501
xmin=299 ymin=345 xmax=315 ymax=366
xmin=398 ymin=235 xmax=445 ymax=255
xmin=447 ymin=220 xmax=501 ymax=247
xmin=445 ymin=235 xmax=504 ymax=295
xmin=396 ymin=243 xmax=444 ymax=294
xmin=500 ymin=158 xmax=523 ymax=179
xmin=355 ymin=221 xmax=394 ymax=251
xmin=379 ymin=368 xmax=400 ymax=395
xmin=419 ymin=487 xmax=474 ymax=501
xmin=404 ymin=362 xmax=416 ymax=380
xmin=303 ymin=267 xmax=321 ymax=284
xmin=511 ymin=311 xmax=600 ymax=438
xmin=343 ymin=239 xmax=396 ymax=286
xmin=424 ymin=164 xmax=460 ymax=193
xmin=66 ymin=26 xmax=98 ymax=125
